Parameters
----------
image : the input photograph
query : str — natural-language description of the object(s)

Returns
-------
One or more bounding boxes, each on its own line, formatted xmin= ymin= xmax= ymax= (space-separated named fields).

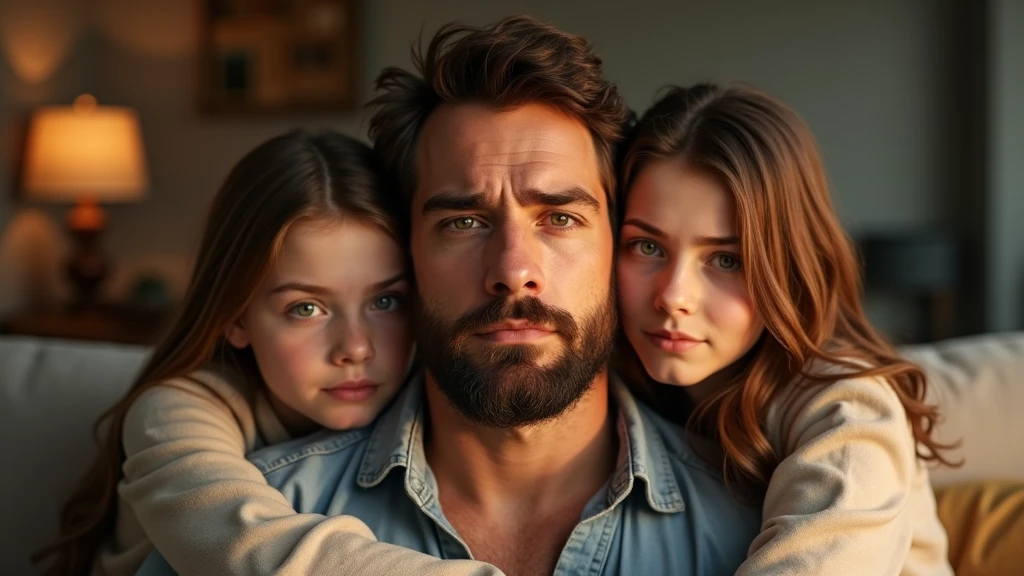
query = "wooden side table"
xmin=1 ymin=304 xmax=173 ymax=346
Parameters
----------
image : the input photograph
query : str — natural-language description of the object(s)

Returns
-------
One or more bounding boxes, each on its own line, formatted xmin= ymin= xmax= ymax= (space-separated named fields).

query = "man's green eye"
xmin=551 ymin=214 xmax=572 ymax=226
xmin=453 ymin=217 xmax=475 ymax=229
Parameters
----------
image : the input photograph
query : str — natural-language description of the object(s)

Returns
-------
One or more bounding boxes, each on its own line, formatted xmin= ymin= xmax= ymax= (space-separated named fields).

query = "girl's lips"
xmin=645 ymin=332 xmax=704 ymax=353
xmin=323 ymin=382 xmax=379 ymax=402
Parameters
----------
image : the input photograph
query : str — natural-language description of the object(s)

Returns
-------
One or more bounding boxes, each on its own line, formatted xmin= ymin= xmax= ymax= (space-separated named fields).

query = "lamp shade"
xmin=21 ymin=95 xmax=148 ymax=202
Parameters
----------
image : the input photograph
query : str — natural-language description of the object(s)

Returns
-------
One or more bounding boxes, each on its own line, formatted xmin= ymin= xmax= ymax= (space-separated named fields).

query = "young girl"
xmin=616 ymin=84 xmax=956 ymax=575
xmin=35 ymin=130 xmax=500 ymax=576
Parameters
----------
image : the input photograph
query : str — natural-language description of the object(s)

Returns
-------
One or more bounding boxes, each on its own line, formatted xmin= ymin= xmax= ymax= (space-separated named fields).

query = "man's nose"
xmin=483 ymin=220 xmax=545 ymax=297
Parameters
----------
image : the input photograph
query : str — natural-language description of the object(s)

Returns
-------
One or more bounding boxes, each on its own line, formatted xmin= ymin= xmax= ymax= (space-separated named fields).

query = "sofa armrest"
xmin=900 ymin=332 xmax=1024 ymax=488
xmin=0 ymin=336 xmax=148 ymax=574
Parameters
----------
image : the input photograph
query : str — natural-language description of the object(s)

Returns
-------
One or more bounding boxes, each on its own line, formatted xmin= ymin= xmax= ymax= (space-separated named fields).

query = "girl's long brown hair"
xmin=33 ymin=130 xmax=401 ymax=575
xmin=619 ymin=84 xmax=957 ymax=496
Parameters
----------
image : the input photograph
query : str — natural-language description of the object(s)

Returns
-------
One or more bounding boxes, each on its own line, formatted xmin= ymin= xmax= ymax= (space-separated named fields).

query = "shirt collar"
xmin=356 ymin=376 xmax=425 ymax=489
xmin=606 ymin=374 xmax=686 ymax=513
xmin=355 ymin=373 xmax=687 ymax=514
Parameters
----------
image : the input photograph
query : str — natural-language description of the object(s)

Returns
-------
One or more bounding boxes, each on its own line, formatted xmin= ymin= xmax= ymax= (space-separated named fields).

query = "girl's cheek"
xmin=361 ymin=314 xmax=407 ymax=353
xmin=272 ymin=325 xmax=324 ymax=364
xmin=618 ymin=275 xmax=648 ymax=315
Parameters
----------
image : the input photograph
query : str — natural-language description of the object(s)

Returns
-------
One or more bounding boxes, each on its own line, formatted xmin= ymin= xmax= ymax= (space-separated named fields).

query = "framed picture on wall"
xmin=200 ymin=0 xmax=358 ymax=114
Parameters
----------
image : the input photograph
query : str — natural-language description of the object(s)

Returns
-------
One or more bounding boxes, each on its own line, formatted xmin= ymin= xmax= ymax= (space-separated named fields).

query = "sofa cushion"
xmin=900 ymin=332 xmax=1024 ymax=487
xmin=935 ymin=480 xmax=1024 ymax=575
xmin=0 ymin=336 xmax=148 ymax=575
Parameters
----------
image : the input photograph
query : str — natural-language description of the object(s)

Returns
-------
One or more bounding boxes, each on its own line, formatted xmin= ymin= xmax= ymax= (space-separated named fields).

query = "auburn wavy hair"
xmin=32 ymin=130 xmax=400 ymax=575
xmin=619 ymin=83 xmax=957 ymax=495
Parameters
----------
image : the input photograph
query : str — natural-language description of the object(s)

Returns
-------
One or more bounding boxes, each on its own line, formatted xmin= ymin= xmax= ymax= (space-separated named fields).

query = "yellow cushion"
xmin=936 ymin=481 xmax=1024 ymax=576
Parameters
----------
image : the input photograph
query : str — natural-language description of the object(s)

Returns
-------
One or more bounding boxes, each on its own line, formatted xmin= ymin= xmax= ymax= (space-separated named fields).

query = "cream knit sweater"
xmin=97 ymin=368 xmax=952 ymax=576
xmin=737 ymin=371 xmax=953 ymax=576
xmin=95 ymin=370 xmax=501 ymax=576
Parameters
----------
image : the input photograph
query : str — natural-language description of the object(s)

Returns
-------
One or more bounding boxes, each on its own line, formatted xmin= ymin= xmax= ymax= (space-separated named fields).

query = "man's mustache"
xmin=452 ymin=296 xmax=579 ymax=342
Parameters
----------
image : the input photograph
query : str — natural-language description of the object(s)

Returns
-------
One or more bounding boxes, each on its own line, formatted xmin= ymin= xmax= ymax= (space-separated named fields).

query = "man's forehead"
xmin=416 ymin=102 xmax=602 ymax=202
xmin=422 ymin=101 xmax=591 ymax=143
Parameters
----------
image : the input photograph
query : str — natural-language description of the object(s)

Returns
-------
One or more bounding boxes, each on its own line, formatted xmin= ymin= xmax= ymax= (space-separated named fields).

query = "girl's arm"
xmin=735 ymin=375 xmax=952 ymax=576
xmin=117 ymin=377 xmax=503 ymax=576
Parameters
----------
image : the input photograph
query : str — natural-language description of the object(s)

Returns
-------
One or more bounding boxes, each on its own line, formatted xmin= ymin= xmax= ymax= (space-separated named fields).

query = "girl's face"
xmin=617 ymin=158 xmax=764 ymax=398
xmin=226 ymin=218 xmax=413 ymax=433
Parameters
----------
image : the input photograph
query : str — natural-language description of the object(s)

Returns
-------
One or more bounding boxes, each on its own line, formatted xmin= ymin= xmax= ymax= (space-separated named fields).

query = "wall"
xmin=0 ymin=0 xmax=987 ymax=334
xmin=987 ymin=0 xmax=1024 ymax=331
xmin=87 ymin=0 xmax=376 ymax=300
xmin=369 ymin=0 xmax=958 ymax=234
xmin=1 ymin=52 xmax=10 ymax=231
xmin=0 ymin=0 xmax=96 ymax=311
xmin=98 ymin=0 xmax=960 ymax=291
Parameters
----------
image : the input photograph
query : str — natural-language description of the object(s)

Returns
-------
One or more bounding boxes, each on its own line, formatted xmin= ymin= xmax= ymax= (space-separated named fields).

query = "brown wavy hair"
xmin=619 ymin=83 xmax=957 ymax=495
xmin=32 ymin=130 xmax=401 ymax=575
xmin=368 ymin=14 xmax=629 ymax=225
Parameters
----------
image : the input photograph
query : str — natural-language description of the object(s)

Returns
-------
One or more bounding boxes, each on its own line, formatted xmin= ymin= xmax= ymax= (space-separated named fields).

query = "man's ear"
xmin=224 ymin=317 xmax=250 ymax=349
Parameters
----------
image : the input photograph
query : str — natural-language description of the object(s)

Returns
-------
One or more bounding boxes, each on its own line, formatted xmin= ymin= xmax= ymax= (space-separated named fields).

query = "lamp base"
xmin=65 ymin=199 xmax=109 ymax=307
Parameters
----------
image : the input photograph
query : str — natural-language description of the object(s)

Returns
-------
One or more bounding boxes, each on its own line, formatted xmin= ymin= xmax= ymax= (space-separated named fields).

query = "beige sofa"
xmin=1 ymin=333 xmax=1023 ymax=574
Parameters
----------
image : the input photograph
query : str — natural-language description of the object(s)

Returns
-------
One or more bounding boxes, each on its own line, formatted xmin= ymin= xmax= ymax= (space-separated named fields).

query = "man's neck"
xmin=424 ymin=372 xmax=615 ymax=507
xmin=423 ymin=373 xmax=617 ymax=574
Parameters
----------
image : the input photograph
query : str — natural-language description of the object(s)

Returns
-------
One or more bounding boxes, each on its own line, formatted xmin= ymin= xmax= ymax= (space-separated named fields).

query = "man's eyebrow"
xmin=518 ymin=187 xmax=600 ymax=212
xmin=421 ymin=187 xmax=600 ymax=215
xmin=421 ymin=192 xmax=487 ymax=215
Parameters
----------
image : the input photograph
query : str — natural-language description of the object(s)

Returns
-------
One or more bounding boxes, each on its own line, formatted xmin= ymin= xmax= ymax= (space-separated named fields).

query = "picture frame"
xmin=199 ymin=0 xmax=358 ymax=114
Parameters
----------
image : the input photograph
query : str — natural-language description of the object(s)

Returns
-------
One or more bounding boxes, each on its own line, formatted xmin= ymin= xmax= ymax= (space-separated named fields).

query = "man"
xmin=142 ymin=15 xmax=759 ymax=576
xmin=264 ymin=16 xmax=757 ymax=574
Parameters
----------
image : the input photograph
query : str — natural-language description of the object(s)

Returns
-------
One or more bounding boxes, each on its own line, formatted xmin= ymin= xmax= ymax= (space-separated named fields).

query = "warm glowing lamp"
xmin=21 ymin=94 xmax=148 ymax=305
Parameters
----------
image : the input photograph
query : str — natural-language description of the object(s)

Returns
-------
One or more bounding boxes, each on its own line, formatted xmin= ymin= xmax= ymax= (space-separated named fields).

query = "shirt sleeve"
xmin=120 ymin=379 xmax=503 ymax=576
xmin=735 ymin=375 xmax=931 ymax=576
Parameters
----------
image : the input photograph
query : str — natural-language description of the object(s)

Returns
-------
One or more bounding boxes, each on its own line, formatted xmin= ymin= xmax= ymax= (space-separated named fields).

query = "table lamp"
xmin=20 ymin=94 xmax=148 ymax=306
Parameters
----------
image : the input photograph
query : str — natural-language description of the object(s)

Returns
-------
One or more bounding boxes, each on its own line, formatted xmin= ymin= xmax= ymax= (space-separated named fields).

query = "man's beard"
xmin=416 ymin=289 xmax=617 ymax=428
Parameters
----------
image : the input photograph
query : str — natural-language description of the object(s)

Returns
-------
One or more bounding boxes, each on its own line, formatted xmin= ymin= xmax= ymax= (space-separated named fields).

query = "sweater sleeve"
xmin=120 ymin=377 xmax=503 ymax=576
xmin=735 ymin=375 xmax=949 ymax=576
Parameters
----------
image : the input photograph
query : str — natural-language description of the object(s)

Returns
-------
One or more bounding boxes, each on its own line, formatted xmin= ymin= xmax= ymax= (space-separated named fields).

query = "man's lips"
xmin=475 ymin=320 xmax=556 ymax=343
xmin=645 ymin=329 xmax=705 ymax=353
xmin=323 ymin=379 xmax=379 ymax=402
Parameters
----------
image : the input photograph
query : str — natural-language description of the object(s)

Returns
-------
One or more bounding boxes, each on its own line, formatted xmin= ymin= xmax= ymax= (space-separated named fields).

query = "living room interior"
xmin=1 ymin=0 xmax=1022 ymax=574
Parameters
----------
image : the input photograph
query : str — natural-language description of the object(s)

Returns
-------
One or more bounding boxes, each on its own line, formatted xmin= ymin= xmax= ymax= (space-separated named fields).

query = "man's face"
xmin=411 ymin=102 xmax=616 ymax=428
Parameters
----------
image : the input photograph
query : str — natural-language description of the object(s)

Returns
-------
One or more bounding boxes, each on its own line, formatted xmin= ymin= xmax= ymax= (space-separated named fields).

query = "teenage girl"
xmin=36 ymin=130 xmax=500 ymax=576
xmin=616 ymin=84 xmax=955 ymax=575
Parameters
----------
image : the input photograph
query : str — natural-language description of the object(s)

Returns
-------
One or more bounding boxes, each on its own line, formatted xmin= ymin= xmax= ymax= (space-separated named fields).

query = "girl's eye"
xmin=290 ymin=302 xmax=325 ymax=318
xmin=370 ymin=295 xmax=402 ymax=311
xmin=630 ymin=240 xmax=663 ymax=257
xmin=448 ymin=217 xmax=479 ymax=230
xmin=711 ymin=253 xmax=742 ymax=271
xmin=549 ymin=213 xmax=577 ymax=227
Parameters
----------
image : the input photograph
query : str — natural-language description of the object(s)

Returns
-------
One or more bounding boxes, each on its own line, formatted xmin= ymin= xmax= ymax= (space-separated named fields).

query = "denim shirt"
xmin=138 ymin=376 xmax=759 ymax=576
